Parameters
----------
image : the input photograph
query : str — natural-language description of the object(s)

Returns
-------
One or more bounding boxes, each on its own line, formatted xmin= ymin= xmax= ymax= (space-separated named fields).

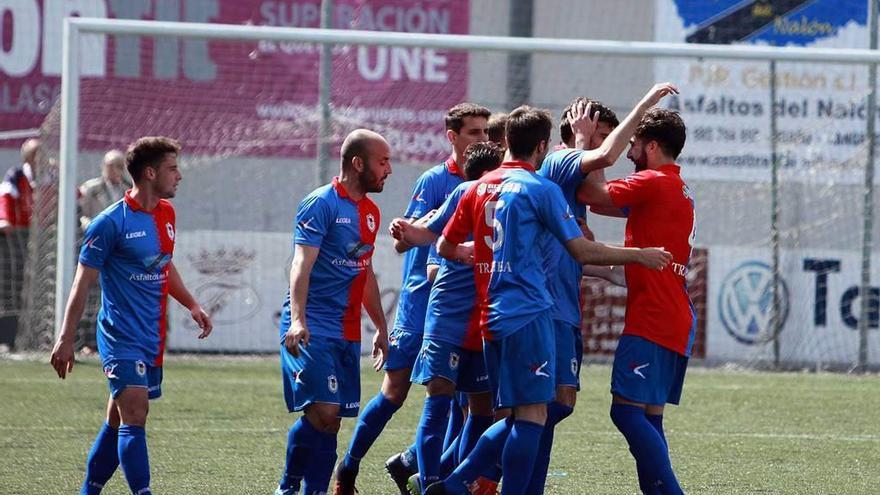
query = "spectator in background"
xmin=79 ymin=150 xmax=130 ymax=231
xmin=0 ymin=138 xmax=40 ymax=234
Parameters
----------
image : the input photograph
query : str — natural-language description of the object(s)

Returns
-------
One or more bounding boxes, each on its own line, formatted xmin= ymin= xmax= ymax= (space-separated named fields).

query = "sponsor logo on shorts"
xmin=630 ymin=362 xmax=649 ymax=379
xmin=530 ymin=361 xmax=550 ymax=378
xmin=344 ymin=402 xmax=360 ymax=409
xmin=293 ymin=370 xmax=304 ymax=384
xmin=449 ymin=352 xmax=460 ymax=370
xmin=570 ymin=358 xmax=578 ymax=376
xmin=103 ymin=364 xmax=118 ymax=379
xmin=327 ymin=374 xmax=338 ymax=393
xmin=135 ymin=361 xmax=147 ymax=377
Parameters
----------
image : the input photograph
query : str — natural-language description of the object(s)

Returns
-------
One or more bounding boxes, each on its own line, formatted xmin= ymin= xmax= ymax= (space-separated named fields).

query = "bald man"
xmin=275 ymin=129 xmax=393 ymax=495
xmin=0 ymin=138 xmax=40 ymax=234
xmin=79 ymin=150 xmax=132 ymax=230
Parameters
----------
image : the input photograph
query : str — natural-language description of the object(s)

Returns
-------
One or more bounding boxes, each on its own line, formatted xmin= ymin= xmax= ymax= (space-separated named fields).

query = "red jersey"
xmin=607 ymin=164 xmax=696 ymax=356
xmin=0 ymin=163 xmax=34 ymax=228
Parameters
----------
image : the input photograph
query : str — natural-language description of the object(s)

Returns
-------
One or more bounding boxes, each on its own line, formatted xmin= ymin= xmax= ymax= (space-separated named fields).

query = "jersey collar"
xmin=658 ymin=163 xmax=681 ymax=175
xmin=446 ymin=157 xmax=464 ymax=178
xmin=500 ymin=160 xmax=536 ymax=173
xmin=124 ymin=189 xmax=148 ymax=212
xmin=332 ymin=176 xmax=367 ymax=203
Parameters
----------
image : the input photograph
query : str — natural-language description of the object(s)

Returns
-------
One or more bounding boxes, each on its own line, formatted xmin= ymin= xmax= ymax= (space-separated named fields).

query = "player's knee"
xmin=555 ymin=386 xmax=577 ymax=409
xmin=514 ymin=403 xmax=547 ymax=426
xmin=425 ymin=378 xmax=455 ymax=397
xmin=306 ymin=405 xmax=342 ymax=433
xmin=381 ymin=372 xmax=411 ymax=405
xmin=118 ymin=405 xmax=148 ymax=427
xmin=467 ymin=392 xmax=493 ymax=417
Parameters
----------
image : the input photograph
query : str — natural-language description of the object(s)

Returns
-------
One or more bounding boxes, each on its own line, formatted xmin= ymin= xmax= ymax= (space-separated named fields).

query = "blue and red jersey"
xmin=537 ymin=148 xmax=589 ymax=328
xmin=279 ymin=177 xmax=380 ymax=342
xmin=393 ymin=158 xmax=464 ymax=334
xmin=607 ymin=164 xmax=696 ymax=356
xmin=423 ymin=181 xmax=481 ymax=351
xmin=442 ymin=161 xmax=583 ymax=340
xmin=0 ymin=163 xmax=34 ymax=227
xmin=79 ymin=191 xmax=175 ymax=367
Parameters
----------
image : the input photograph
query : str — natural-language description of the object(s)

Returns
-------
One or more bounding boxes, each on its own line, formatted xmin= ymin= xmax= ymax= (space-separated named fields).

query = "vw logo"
xmin=718 ymin=261 xmax=790 ymax=344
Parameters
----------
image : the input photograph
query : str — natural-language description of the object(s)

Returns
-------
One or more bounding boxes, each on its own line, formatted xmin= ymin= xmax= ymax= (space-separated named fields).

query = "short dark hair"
xmin=446 ymin=103 xmax=491 ymax=133
xmin=559 ymin=98 xmax=619 ymax=145
xmin=487 ymin=113 xmax=508 ymax=145
xmin=634 ymin=108 xmax=687 ymax=159
xmin=126 ymin=136 xmax=180 ymax=181
xmin=505 ymin=106 xmax=553 ymax=159
xmin=463 ymin=141 xmax=503 ymax=180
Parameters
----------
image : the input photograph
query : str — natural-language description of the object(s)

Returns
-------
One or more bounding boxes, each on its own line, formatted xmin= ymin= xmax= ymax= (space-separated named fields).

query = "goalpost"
xmin=43 ymin=16 xmax=880 ymax=368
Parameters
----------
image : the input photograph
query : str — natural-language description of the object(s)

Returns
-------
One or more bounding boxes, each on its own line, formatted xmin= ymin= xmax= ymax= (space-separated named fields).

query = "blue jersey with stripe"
xmin=393 ymin=158 xmax=464 ymax=334
xmin=279 ymin=178 xmax=380 ymax=342
xmin=423 ymin=181 xmax=482 ymax=351
xmin=537 ymin=148 xmax=588 ymax=328
xmin=443 ymin=162 xmax=583 ymax=340
xmin=79 ymin=192 xmax=175 ymax=367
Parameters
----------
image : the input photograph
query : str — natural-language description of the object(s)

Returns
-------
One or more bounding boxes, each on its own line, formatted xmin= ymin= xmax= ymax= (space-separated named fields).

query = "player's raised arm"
xmin=362 ymin=263 xmax=388 ymax=371
xmin=167 ymin=261 xmax=212 ymax=339
xmin=50 ymin=263 xmax=99 ymax=379
xmin=284 ymin=244 xmax=319 ymax=356
xmin=574 ymin=83 xmax=679 ymax=174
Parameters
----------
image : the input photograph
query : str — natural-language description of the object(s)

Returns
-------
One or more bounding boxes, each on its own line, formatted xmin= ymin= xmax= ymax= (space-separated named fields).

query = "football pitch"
xmin=1 ymin=356 xmax=878 ymax=494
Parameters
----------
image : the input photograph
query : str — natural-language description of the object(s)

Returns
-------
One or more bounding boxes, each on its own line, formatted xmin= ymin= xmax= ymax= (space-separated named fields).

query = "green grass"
xmin=1 ymin=356 xmax=878 ymax=494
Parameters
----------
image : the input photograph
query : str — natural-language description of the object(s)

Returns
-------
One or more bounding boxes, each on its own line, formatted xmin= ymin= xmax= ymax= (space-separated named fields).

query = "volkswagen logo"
xmin=718 ymin=261 xmax=789 ymax=344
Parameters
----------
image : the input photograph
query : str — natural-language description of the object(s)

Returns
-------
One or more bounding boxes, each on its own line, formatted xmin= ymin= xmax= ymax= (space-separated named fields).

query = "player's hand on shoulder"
xmin=643 ymin=82 xmax=679 ymax=107
xmin=285 ymin=321 xmax=310 ymax=357
xmin=638 ymin=247 xmax=672 ymax=270
xmin=371 ymin=329 xmax=388 ymax=372
xmin=190 ymin=305 xmax=213 ymax=339
xmin=49 ymin=337 xmax=75 ymax=379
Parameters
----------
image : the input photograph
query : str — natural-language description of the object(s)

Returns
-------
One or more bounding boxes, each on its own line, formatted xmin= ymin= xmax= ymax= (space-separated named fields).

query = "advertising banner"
xmin=1 ymin=0 xmax=469 ymax=159
xmin=707 ymin=245 xmax=880 ymax=365
xmin=655 ymin=0 xmax=872 ymax=183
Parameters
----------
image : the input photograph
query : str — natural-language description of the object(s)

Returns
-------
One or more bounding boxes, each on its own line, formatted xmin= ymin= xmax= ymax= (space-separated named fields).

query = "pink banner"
xmin=1 ymin=0 xmax=469 ymax=158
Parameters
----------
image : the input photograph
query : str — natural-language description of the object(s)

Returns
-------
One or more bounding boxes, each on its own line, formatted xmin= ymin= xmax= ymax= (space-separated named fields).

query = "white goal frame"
xmin=58 ymin=17 xmax=880 ymax=365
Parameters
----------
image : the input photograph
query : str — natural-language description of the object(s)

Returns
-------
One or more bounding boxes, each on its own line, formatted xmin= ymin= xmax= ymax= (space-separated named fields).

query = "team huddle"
xmin=51 ymin=82 xmax=695 ymax=495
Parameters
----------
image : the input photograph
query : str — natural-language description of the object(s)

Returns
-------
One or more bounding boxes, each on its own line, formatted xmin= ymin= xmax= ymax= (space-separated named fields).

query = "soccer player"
xmin=50 ymin=137 xmax=213 ymax=495
xmin=388 ymin=141 xmax=505 ymax=493
xmin=576 ymin=108 xmax=693 ymax=494
xmin=487 ymin=113 xmax=508 ymax=149
xmin=334 ymin=103 xmax=491 ymax=495
xmin=527 ymin=83 xmax=678 ymax=493
xmin=425 ymin=106 xmax=672 ymax=495
xmin=276 ymin=129 xmax=392 ymax=495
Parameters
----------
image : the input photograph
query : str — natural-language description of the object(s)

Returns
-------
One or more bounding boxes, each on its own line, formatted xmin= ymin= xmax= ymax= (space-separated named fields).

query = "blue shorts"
xmin=411 ymin=338 xmax=490 ymax=394
xmin=611 ymin=335 xmax=688 ymax=406
xmin=281 ymin=335 xmax=362 ymax=417
xmin=553 ymin=320 xmax=583 ymax=390
xmin=103 ymin=359 xmax=163 ymax=400
xmin=384 ymin=327 xmax=422 ymax=371
xmin=484 ymin=313 xmax=556 ymax=409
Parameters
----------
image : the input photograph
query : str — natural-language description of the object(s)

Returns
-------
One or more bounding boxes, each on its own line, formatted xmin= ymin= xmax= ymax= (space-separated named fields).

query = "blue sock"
xmin=647 ymin=414 xmax=667 ymax=446
xmin=457 ymin=414 xmax=493 ymax=463
xmin=344 ymin=393 xmax=400 ymax=468
xmin=302 ymin=428 xmax=338 ymax=495
xmin=500 ymin=420 xmax=545 ymax=495
xmin=279 ymin=417 xmax=322 ymax=491
xmin=610 ymin=405 xmax=682 ymax=495
xmin=524 ymin=402 xmax=573 ymax=494
xmin=444 ymin=417 xmax=513 ymax=492
xmin=443 ymin=395 xmax=465 ymax=452
xmin=117 ymin=425 xmax=151 ymax=495
xmin=417 ymin=395 xmax=452 ymax=488
xmin=81 ymin=423 xmax=119 ymax=495
xmin=439 ymin=432 xmax=460 ymax=478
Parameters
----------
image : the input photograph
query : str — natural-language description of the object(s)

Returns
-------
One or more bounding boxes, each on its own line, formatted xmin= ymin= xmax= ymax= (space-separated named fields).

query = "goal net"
xmin=12 ymin=1 xmax=880 ymax=370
